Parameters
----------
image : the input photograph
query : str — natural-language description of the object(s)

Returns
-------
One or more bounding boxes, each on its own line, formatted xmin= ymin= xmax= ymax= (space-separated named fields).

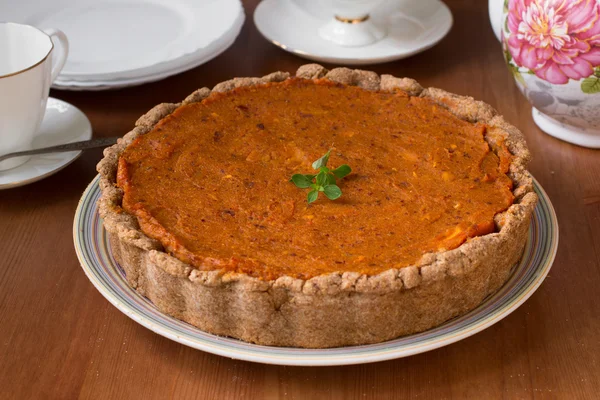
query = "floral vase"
xmin=491 ymin=0 xmax=600 ymax=148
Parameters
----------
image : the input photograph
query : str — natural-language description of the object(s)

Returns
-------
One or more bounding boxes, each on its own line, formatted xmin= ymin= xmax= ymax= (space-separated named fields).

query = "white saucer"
xmin=0 ymin=98 xmax=92 ymax=190
xmin=254 ymin=0 xmax=453 ymax=65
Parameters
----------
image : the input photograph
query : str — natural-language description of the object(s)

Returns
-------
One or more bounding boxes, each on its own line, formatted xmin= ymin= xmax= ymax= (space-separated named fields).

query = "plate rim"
xmin=73 ymin=175 xmax=558 ymax=366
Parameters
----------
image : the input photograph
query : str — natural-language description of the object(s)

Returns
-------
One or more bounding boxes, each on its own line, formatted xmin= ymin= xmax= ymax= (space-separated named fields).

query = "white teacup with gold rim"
xmin=0 ymin=22 xmax=69 ymax=171
xmin=318 ymin=0 xmax=387 ymax=47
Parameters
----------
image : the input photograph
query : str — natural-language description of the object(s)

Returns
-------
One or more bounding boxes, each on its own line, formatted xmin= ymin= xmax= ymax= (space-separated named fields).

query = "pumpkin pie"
xmin=97 ymin=64 xmax=537 ymax=348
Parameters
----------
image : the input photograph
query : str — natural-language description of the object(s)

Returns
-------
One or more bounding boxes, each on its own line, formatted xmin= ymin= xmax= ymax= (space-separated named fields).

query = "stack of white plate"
xmin=2 ymin=0 xmax=244 ymax=91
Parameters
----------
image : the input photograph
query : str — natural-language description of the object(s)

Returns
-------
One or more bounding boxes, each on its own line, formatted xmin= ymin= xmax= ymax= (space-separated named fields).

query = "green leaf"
xmin=290 ymin=174 xmax=313 ymax=188
xmin=290 ymin=149 xmax=351 ymax=204
xmin=581 ymin=76 xmax=600 ymax=94
xmin=511 ymin=67 xmax=526 ymax=86
xmin=315 ymin=170 xmax=328 ymax=187
xmin=595 ymin=67 xmax=600 ymax=78
xmin=323 ymin=185 xmax=342 ymax=200
xmin=312 ymin=150 xmax=331 ymax=170
xmin=325 ymin=173 xmax=337 ymax=186
xmin=333 ymin=164 xmax=351 ymax=179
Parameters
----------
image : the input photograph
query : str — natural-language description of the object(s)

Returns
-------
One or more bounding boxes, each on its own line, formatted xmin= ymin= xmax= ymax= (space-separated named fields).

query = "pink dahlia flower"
xmin=506 ymin=0 xmax=600 ymax=84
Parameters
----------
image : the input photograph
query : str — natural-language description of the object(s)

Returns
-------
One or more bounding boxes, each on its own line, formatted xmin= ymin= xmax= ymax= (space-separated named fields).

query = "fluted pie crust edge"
xmin=96 ymin=64 xmax=537 ymax=348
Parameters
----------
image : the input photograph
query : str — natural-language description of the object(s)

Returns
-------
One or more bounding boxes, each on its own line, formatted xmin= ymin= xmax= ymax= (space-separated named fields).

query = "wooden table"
xmin=2 ymin=1 xmax=598 ymax=398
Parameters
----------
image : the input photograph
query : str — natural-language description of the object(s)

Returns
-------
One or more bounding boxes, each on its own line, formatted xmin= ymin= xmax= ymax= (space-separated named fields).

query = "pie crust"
xmin=97 ymin=64 xmax=537 ymax=348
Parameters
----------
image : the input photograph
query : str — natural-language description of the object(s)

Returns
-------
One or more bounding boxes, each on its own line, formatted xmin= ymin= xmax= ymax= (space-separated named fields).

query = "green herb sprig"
xmin=290 ymin=150 xmax=351 ymax=204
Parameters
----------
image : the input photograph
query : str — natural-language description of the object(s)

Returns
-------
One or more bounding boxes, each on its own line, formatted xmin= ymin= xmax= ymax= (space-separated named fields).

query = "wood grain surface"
xmin=1 ymin=1 xmax=598 ymax=398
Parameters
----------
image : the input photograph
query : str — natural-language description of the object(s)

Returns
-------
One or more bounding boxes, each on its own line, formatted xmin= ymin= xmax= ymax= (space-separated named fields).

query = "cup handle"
xmin=43 ymin=28 xmax=69 ymax=83
xmin=488 ymin=0 xmax=503 ymax=42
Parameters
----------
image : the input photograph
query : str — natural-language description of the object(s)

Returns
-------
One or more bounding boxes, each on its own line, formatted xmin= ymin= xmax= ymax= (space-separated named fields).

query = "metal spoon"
xmin=0 ymin=137 xmax=119 ymax=163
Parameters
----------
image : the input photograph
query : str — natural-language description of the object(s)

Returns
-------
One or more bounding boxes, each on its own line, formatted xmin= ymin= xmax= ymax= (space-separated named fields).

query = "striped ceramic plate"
xmin=73 ymin=175 xmax=558 ymax=366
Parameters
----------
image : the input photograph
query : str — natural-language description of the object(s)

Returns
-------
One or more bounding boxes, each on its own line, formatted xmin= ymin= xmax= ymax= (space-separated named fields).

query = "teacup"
xmin=489 ymin=0 xmax=600 ymax=148
xmin=0 ymin=22 xmax=69 ymax=170
xmin=317 ymin=0 xmax=387 ymax=47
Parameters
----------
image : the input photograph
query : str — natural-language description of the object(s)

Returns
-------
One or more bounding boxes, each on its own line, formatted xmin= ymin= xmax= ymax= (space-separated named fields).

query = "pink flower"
xmin=506 ymin=0 xmax=600 ymax=84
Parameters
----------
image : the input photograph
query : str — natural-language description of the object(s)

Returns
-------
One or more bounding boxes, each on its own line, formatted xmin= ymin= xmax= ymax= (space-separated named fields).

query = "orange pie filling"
xmin=117 ymin=79 xmax=514 ymax=280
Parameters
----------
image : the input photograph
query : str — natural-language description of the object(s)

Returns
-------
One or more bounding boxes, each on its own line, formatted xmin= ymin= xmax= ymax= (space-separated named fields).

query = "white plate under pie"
xmin=74 ymin=177 xmax=557 ymax=366
xmin=254 ymin=0 xmax=453 ymax=65
xmin=0 ymin=98 xmax=92 ymax=190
